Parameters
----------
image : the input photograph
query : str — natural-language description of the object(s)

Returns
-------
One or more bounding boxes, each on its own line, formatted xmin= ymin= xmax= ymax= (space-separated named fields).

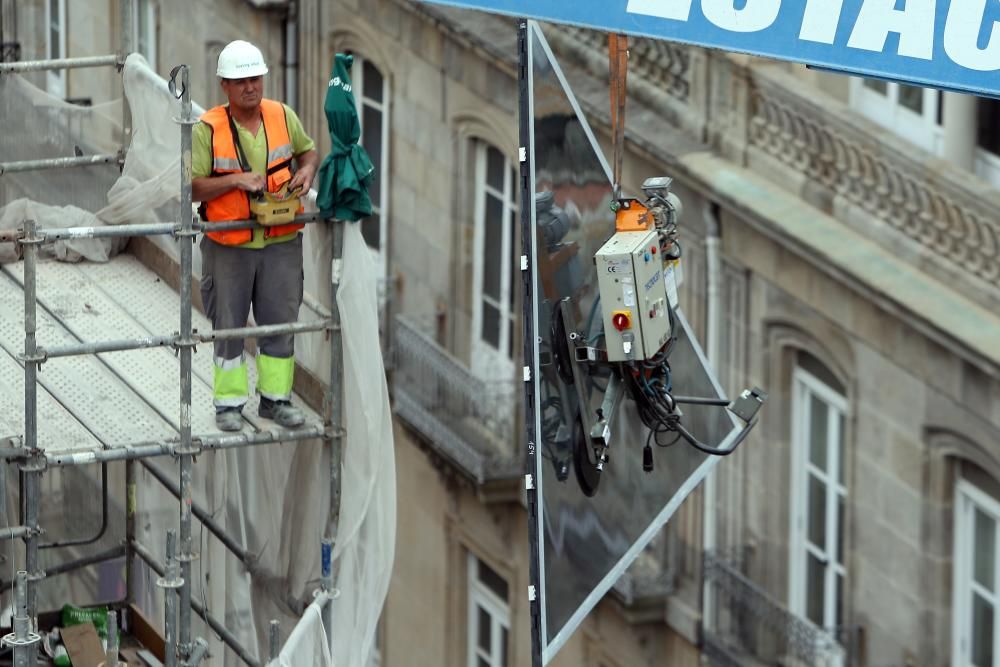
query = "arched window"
xmin=351 ymin=56 xmax=389 ymax=273
xmin=953 ymin=474 xmax=1000 ymax=667
xmin=471 ymin=139 xmax=517 ymax=380
xmin=789 ymin=351 xmax=848 ymax=632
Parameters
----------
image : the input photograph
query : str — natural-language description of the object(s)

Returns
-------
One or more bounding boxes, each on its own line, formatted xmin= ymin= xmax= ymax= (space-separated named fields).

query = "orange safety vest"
xmin=199 ymin=99 xmax=304 ymax=245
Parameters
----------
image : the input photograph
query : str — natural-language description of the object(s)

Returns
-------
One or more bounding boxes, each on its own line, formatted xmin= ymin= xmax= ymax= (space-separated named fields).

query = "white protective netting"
xmin=0 ymin=55 xmax=395 ymax=666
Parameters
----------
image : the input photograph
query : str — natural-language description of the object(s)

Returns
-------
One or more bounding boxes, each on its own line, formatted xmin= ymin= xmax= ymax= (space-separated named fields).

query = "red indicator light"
xmin=651 ymin=245 xmax=657 ymax=254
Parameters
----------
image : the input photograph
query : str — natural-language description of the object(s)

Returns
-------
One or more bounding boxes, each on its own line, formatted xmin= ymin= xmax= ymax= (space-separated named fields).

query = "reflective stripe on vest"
xmin=200 ymin=99 xmax=304 ymax=246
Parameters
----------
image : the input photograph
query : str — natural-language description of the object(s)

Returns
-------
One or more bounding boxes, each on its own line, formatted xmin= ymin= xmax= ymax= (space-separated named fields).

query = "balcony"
xmin=703 ymin=550 xmax=846 ymax=667
xmin=392 ymin=316 xmax=520 ymax=484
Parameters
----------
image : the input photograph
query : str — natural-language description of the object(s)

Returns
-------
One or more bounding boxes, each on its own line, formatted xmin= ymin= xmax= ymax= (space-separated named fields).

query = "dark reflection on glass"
xmin=529 ymin=23 xmax=738 ymax=654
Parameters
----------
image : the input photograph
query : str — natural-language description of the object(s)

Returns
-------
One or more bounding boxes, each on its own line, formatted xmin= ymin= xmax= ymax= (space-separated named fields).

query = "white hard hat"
xmin=217 ymin=40 xmax=268 ymax=79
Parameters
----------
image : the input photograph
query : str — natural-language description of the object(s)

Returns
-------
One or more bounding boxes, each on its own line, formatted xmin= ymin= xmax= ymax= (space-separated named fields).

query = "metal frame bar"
xmin=6 ymin=18 xmax=348 ymax=660
xmin=0 ymin=54 xmax=119 ymax=73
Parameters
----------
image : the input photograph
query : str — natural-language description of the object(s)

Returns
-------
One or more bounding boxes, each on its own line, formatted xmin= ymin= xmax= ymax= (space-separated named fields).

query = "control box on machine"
xmin=596 ymin=228 xmax=673 ymax=362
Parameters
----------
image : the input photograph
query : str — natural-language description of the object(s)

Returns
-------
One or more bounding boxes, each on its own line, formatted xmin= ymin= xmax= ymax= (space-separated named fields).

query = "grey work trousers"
xmin=200 ymin=234 xmax=304 ymax=363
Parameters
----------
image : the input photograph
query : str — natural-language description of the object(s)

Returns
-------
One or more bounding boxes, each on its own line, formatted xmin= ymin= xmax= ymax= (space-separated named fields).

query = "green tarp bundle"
xmin=316 ymin=54 xmax=374 ymax=222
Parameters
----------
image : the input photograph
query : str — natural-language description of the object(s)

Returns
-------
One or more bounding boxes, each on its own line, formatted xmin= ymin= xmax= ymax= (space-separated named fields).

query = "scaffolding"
xmin=0 ymin=9 xmax=346 ymax=667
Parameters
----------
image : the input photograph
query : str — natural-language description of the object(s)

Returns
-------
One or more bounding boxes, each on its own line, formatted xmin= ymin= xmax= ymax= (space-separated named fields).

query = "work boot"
xmin=215 ymin=407 xmax=244 ymax=432
xmin=259 ymin=397 xmax=305 ymax=428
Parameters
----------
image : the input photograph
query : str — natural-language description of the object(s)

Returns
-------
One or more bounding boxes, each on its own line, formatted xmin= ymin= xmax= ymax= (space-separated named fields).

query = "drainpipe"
xmin=702 ymin=201 xmax=722 ymax=631
xmin=284 ymin=0 xmax=298 ymax=111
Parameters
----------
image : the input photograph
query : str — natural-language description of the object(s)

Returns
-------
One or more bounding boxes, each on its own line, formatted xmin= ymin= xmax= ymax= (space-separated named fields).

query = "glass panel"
xmin=49 ymin=0 xmax=60 ymax=59
xmin=809 ymin=394 xmax=828 ymax=471
xmin=478 ymin=660 xmax=489 ymax=667
xmin=363 ymin=105 xmax=383 ymax=205
xmin=361 ymin=213 xmax=381 ymax=251
xmin=477 ymin=606 xmax=491 ymax=652
xmin=529 ymin=23 xmax=741 ymax=649
xmin=482 ymin=302 xmax=500 ymax=348
xmin=836 ymin=493 xmax=845 ymax=565
xmin=977 ymin=97 xmax=1000 ymax=155
xmin=806 ymin=553 xmax=826 ymax=626
xmin=363 ymin=60 xmax=384 ymax=104
xmin=971 ymin=593 xmax=994 ymax=667
xmin=486 ymin=147 xmax=504 ymax=192
xmin=898 ymin=84 xmax=924 ymax=114
xmin=835 ymin=572 xmax=844 ymax=628
xmin=863 ymin=78 xmax=887 ymax=94
xmin=837 ymin=413 xmax=845 ymax=485
xmin=974 ymin=508 xmax=996 ymax=591
xmin=501 ymin=627 xmax=509 ymax=667
xmin=808 ymin=474 xmax=827 ymax=550
xmin=478 ymin=559 xmax=510 ymax=601
xmin=508 ymin=207 xmax=518 ymax=312
xmin=483 ymin=195 xmax=503 ymax=300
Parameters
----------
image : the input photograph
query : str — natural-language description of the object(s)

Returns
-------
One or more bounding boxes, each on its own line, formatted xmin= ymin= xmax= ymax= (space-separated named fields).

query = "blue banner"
xmin=419 ymin=0 xmax=1000 ymax=96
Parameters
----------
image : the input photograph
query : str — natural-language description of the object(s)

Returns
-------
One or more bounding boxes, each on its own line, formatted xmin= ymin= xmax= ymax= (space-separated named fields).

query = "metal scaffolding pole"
xmin=18 ymin=220 xmax=43 ymax=667
xmin=172 ymin=63 xmax=197 ymax=661
xmin=134 ymin=540 xmax=260 ymax=667
xmin=0 ymin=54 xmax=119 ymax=73
xmin=322 ymin=219 xmax=345 ymax=636
xmin=0 ymin=153 xmax=120 ymax=176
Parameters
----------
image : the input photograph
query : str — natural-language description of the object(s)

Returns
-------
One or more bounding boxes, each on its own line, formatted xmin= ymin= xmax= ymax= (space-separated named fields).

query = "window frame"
xmin=45 ymin=0 xmax=67 ymax=97
xmin=850 ymin=76 xmax=943 ymax=155
xmin=953 ymin=479 xmax=1000 ymax=667
xmin=788 ymin=366 xmax=849 ymax=633
xmin=351 ymin=55 xmax=390 ymax=275
xmin=471 ymin=140 xmax=518 ymax=372
xmin=466 ymin=552 xmax=511 ymax=667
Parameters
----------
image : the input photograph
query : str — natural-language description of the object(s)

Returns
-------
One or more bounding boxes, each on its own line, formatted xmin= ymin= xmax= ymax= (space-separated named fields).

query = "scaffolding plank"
xmin=71 ymin=256 xmax=321 ymax=427
xmin=0 ymin=269 xmax=175 ymax=451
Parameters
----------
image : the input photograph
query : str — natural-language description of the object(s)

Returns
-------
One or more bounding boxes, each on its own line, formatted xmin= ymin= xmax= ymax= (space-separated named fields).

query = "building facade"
xmin=4 ymin=1 xmax=1000 ymax=666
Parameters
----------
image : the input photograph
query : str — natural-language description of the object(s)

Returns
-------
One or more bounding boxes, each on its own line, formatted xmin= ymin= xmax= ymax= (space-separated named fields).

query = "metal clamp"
xmin=19 ymin=454 xmax=48 ymax=473
xmin=18 ymin=349 xmax=48 ymax=366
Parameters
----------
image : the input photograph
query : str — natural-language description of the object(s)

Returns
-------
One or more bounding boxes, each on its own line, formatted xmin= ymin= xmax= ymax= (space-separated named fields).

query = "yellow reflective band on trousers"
xmin=214 ymin=359 xmax=249 ymax=406
xmin=257 ymin=354 xmax=295 ymax=401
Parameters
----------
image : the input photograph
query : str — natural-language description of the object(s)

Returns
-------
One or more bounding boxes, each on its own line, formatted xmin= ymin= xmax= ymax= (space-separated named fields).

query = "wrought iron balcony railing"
xmin=703 ymin=550 xmax=846 ymax=667
xmin=392 ymin=316 xmax=520 ymax=484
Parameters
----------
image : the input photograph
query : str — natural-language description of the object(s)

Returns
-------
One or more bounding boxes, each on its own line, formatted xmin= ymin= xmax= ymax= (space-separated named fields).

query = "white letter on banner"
xmin=945 ymin=0 xmax=1000 ymax=71
xmin=701 ymin=0 xmax=782 ymax=32
xmin=847 ymin=0 xmax=935 ymax=60
xmin=800 ymin=0 xmax=846 ymax=44
xmin=625 ymin=0 xmax=694 ymax=21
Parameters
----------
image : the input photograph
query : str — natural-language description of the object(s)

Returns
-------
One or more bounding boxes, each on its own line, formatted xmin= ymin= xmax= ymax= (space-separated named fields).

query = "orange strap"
xmin=608 ymin=33 xmax=629 ymax=199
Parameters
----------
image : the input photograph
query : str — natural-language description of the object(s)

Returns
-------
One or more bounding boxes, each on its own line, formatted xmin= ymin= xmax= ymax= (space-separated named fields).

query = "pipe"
xmin=125 ymin=459 xmax=137 ymax=605
xmin=134 ymin=540 xmax=261 ymax=667
xmin=0 ymin=526 xmax=31 ymax=541
xmin=32 ymin=212 xmax=325 ymax=242
xmin=41 ymin=423 xmax=326 ymax=467
xmin=702 ymin=202 xmax=722 ymax=631
xmin=0 ymin=54 xmax=118 ymax=73
xmin=322 ymin=220 xmax=345 ymax=637
xmin=0 ymin=153 xmax=118 ymax=175
xmin=20 ymin=220 xmax=42 ymax=663
xmin=39 ymin=319 xmax=334 ymax=360
xmin=0 ymin=545 xmax=126 ymax=593
xmin=40 ymin=462 xmax=108 ymax=549
xmin=176 ymin=63 xmax=196 ymax=661
xmin=105 ymin=610 xmax=119 ymax=667
xmin=139 ymin=461 xmax=250 ymax=564
xmin=159 ymin=531 xmax=181 ymax=667
xmin=120 ymin=0 xmax=133 ymax=154
xmin=269 ymin=620 xmax=280 ymax=661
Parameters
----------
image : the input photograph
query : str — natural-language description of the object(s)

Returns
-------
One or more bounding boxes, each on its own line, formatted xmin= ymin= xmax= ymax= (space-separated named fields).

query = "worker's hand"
xmin=232 ymin=173 xmax=266 ymax=193
xmin=287 ymin=164 xmax=316 ymax=194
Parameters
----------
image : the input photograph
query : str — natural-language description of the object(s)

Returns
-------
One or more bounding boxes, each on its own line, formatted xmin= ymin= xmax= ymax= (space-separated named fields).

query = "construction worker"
xmin=192 ymin=40 xmax=319 ymax=432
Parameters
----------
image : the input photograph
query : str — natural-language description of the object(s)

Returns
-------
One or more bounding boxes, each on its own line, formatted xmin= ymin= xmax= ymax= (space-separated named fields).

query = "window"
xmin=789 ymin=365 xmax=848 ymax=633
xmin=467 ymin=553 xmax=510 ymax=667
xmin=851 ymin=77 xmax=943 ymax=154
xmin=974 ymin=97 xmax=1000 ymax=187
xmin=954 ymin=480 xmax=1000 ymax=667
xmin=471 ymin=140 xmax=518 ymax=379
xmin=352 ymin=57 xmax=389 ymax=271
xmin=132 ymin=0 xmax=157 ymax=71
xmin=45 ymin=0 xmax=66 ymax=97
